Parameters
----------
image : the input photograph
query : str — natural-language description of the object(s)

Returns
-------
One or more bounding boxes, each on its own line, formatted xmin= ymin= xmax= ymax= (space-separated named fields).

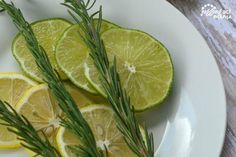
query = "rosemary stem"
xmin=0 ymin=100 xmax=60 ymax=157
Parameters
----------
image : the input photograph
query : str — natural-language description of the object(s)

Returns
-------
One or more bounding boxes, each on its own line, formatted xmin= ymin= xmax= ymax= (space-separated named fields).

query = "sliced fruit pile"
xmin=55 ymin=20 xmax=120 ymax=93
xmin=16 ymin=82 xmax=108 ymax=156
xmin=16 ymin=82 xmax=107 ymax=138
xmin=0 ymin=17 xmax=173 ymax=156
xmin=55 ymin=21 xmax=173 ymax=111
xmin=0 ymin=72 xmax=136 ymax=157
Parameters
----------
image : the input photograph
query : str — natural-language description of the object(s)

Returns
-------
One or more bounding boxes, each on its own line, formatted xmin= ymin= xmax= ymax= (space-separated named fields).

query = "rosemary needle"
xmin=63 ymin=0 xmax=154 ymax=157
xmin=0 ymin=1 xmax=103 ymax=157
xmin=0 ymin=100 xmax=60 ymax=157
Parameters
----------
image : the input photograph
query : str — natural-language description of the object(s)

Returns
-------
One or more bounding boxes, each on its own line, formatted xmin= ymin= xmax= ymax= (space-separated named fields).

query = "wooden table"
xmin=166 ymin=0 xmax=236 ymax=156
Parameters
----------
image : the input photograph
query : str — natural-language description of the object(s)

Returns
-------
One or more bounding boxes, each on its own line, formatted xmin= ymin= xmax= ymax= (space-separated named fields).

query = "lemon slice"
xmin=12 ymin=18 xmax=72 ymax=82
xmin=16 ymin=82 xmax=106 ymax=155
xmin=0 ymin=72 xmax=37 ymax=150
xmin=85 ymin=28 xmax=174 ymax=111
xmin=16 ymin=84 xmax=61 ymax=147
xmin=56 ymin=105 xmax=137 ymax=157
xmin=56 ymin=20 xmax=120 ymax=93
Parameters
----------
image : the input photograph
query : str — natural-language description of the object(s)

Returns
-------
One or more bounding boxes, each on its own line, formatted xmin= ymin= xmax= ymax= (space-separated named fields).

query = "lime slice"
xmin=85 ymin=28 xmax=174 ymax=111
xmin=16 ymin=82 xmax=106 ymax=154
xmin=56 ymin=105 xmax=137 ymax=157
xmin=56 ymin=20 xmax=120 ymax=93
xmin=12 ymin=18 xmax=72 ymax=82
xmin=0 ymin=72 xmax=37 ymax=150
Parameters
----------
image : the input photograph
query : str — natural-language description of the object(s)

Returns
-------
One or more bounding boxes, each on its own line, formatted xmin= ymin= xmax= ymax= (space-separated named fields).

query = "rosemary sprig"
xmin=0 ymin=100 xmax=60 ymax=157
xmin=63 ymin=0 xmax=154 ymax=157
xmin=0 ymin=1 xmax=103 ymax=157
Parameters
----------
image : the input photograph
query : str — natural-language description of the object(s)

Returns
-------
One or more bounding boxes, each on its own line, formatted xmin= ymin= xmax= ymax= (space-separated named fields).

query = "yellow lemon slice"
xmin=0 ymin=72 xmax=37 ymax=150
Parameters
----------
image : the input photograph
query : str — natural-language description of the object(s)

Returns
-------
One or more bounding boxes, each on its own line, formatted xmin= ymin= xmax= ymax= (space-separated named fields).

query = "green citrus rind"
xmin=12 ymin=18 xmax=72 ymax=82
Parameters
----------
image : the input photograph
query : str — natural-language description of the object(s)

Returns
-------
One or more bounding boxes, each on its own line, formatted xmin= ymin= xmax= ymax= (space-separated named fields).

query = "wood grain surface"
xmin=166 ymin=0 xmax=236 ymax=156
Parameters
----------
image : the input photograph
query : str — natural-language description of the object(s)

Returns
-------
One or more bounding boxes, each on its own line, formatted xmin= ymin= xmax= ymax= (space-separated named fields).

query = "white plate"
xmin=0 ymin=0 xmax=226 ymax=157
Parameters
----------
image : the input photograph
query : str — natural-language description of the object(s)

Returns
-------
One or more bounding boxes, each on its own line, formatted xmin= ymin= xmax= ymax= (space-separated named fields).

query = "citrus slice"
xmin=56 ymin=105 xmax=138 ymax=157
xmin=0 ymin=72 xmax=37 ymax=150
xmin=56 ymin=20 xmax=120 ymax=93
xmin=12 ymin=18 xmax=72 ymax=82
xmin=16 ymin=82 xmax=106 ymax=154
xmin=16 ymin=84 xmax=61 ymax=147
xmin=85 ymin=28 xmax=174 ymax=111
xmin=65 ymin=81 xmax=107 ymax=105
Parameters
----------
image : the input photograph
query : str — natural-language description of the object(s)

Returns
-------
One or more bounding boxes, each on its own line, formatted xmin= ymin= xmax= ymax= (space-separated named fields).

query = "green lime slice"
xmin=12 ymin=18 xmax=72 ymax=82
xmin=84 ymin=28 xmax=174 ymax=111
xmin=55 ymin=20 xmax=120 ymax=93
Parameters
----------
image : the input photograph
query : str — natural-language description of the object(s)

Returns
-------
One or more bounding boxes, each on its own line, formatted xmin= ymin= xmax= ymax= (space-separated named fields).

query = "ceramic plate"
xmin=0 ymin=0 xmax=226 ymax=157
